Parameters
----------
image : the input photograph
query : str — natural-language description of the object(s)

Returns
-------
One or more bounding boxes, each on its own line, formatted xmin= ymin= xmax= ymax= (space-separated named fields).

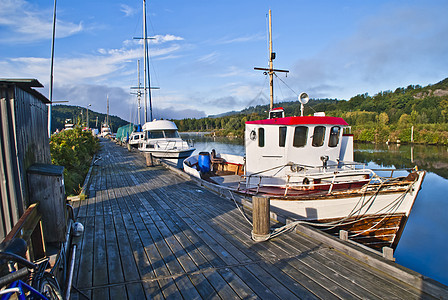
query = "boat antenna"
xmin=254 ymin=10 xmax=289 ymax=111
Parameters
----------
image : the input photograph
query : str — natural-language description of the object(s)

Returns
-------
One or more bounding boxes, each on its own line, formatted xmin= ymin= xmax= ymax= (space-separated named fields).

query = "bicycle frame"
xmin=0 ymin=279 xmax=50 ymax=300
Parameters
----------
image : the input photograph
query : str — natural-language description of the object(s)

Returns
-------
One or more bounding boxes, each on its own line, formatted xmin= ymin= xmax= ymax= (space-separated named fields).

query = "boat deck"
xmin=70 ymin=139 xmax=447 ymax=299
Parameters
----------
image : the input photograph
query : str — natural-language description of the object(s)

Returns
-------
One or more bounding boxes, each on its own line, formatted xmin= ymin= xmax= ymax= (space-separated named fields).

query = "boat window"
xmin=312 ymin=126 xmax=326 ymax=147
xmin=293 ymin=126 xmax=308 ymax=147
xmin=328 ymin=126 xmax=340 ymax=147
xmin=258 ymin=128 xmax=265 ymax=147
xmin=147 ymin=130 xmax=164 ymax=139
xmin=164 ymin=130 xmax=180 ymax=138
xmin=279 ymin=127 xmax=287 ymax=147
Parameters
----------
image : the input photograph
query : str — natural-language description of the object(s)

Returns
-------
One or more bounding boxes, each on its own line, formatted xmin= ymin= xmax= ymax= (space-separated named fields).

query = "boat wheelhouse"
xmin=245 ymin=113 xmax=355 ymax=184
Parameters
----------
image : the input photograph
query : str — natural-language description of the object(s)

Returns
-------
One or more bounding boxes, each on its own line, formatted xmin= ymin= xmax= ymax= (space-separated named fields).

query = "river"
xmin=182 ymin=133 xmax=448 ymax=286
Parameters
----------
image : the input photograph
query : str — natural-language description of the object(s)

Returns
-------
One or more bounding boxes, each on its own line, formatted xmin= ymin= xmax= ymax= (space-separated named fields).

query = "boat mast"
xmin=254 ymin=10 xmax=289 ymax=111
xmin=142 ymin=0 xmax=153 ymax=122
xmin=137 ymin=60 xmax=141 ymax=124
xmin=106 ymin=94 xmax=109 ymax=126
xmin=268 ymin=10 xmax=274 ymax=110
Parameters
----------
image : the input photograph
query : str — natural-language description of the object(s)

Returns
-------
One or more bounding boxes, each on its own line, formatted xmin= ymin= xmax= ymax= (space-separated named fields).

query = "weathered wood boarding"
xmin=70 ymin=139 xmax=448 ymax=299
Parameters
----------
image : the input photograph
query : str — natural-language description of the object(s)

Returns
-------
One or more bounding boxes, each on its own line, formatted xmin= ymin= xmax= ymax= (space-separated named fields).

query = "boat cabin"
xmin=142 ymin=119 xmax=181 ymax=140
xmin=245 ymin=113 xmax=354 ymax=181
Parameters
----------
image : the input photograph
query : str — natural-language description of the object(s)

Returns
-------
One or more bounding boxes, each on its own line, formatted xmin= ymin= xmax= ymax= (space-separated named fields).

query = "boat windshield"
xmin=164 ymin=130 xmax=180 ymax=138
xmin=147 ymin=130 xmax=164 ymax=139
xmin=147 ymin=130 xmax=180 ymax=139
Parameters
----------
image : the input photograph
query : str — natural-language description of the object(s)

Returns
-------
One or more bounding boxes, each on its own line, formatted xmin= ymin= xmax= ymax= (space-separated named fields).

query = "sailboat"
xmin=183 ymin=10 xmax=425 ymax=251
xmin=137 ymin=0 xmax=195 ymax=164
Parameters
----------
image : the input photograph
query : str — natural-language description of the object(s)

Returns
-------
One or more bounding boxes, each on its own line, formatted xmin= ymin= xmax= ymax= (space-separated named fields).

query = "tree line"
xmin=174 ymin=78 xmax=448 ymax=145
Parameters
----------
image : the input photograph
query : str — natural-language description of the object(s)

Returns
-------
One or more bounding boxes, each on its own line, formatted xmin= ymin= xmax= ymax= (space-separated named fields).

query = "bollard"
xmin=145 ymin=153 xmax=154 ymax=167
xmin=382 ymin=246 xmax=395 ymax=261
xmin=252 ymin=196 xmax=270 ymax=242
xmin=127 ymin=143 xmax=131 ymax=151
xmin=339 ymin=230 xmax=348 ymax=241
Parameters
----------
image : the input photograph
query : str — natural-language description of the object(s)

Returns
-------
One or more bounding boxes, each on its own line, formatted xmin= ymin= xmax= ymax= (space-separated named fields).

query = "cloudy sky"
xmin=1 ymin=0 xmax=447 ymax=123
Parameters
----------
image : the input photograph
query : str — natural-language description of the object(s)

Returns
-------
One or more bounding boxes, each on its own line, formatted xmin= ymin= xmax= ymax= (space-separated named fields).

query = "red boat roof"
xmin=246 ymin=116 xmax=349 ymax=126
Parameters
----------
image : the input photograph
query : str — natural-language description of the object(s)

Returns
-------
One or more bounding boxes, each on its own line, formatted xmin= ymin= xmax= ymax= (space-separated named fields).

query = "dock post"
xmin=339 ymin=230 xmax=348 ymax=241
xmin=382 ymin=246 xmax=395 ymax=261
xmin=127 ymin=143 xmax=131 ymax=151
xmin=145 ymin=153 xmax=154 ymax=167
xmin=252 ymin=196 xmax=270 ymax=242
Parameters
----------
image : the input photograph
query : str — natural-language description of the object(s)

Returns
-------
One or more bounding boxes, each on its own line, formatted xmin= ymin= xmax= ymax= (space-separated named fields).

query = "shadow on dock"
xmin=70 ymin=139 xmax=448 ymax=299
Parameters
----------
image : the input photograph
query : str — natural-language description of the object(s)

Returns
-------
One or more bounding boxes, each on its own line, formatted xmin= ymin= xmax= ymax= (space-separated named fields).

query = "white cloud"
xmin=0 ymin=0 xmax=83 ymax=43
xmin=150 ymin=34 xmax=184 ymax=44
xmin=120 ymin=4 xmax=136 ymax=17
xmin=216 ymin=34 xmax=265 ymax=45
xmin=197 ymin=52 xmax=219 ymax=64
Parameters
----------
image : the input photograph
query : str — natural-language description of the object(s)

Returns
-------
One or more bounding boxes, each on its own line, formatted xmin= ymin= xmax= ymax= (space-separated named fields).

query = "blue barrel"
xmin=198 ymin=152 xmax=211 ymax=173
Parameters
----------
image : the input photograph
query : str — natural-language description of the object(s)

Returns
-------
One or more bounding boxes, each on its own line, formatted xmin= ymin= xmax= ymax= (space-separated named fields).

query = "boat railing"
xmin=240 ymin=165 xmax=419 ymax=196
xmin=151 ymin=139 xmax=192 ymax=151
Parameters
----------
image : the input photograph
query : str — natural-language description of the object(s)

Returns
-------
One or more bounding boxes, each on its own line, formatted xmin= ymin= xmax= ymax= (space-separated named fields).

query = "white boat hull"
xmin=183 ymin=153 xmax=425 ymax=249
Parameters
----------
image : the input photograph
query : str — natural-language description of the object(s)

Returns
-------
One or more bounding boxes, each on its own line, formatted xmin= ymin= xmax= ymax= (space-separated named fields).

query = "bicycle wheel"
xmin=35 ymin=272 xmax=63 ymax=300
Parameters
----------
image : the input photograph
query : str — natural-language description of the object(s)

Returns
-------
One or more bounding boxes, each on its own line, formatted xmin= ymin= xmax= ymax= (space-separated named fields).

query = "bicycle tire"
xmin=34 ymin=272 xmax=63 ymax=300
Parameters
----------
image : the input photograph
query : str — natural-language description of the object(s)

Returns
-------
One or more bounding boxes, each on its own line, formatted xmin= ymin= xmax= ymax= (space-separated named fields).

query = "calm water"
xmin=182 ymin=133 xmax=448 ymax=285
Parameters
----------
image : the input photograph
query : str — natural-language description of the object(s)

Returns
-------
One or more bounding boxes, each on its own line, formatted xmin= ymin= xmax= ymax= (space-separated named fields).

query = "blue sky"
xmin=1 ymin=0 xmax=447 ymax=123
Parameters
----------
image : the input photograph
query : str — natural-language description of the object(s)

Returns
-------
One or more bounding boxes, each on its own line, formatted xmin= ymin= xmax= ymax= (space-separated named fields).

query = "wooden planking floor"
xmin=70 ymin=139 xmax=433 ymax=300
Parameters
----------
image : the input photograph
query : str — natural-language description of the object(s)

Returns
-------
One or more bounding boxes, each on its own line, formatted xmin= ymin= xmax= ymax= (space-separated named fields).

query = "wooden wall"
xmin=0 ymin=81 xmax=50 ymax=241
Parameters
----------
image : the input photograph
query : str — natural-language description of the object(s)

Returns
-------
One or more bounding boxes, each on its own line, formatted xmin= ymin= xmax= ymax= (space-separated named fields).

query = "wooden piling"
xmin=145 ymin=153 xmax=154 ymax=167
xmin=252 ymin=196 xmax=270 ymax=241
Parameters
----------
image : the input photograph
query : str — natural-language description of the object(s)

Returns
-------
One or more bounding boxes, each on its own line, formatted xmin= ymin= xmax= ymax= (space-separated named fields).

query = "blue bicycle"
xmin=0 ymin=238 xmax=62 ymax=300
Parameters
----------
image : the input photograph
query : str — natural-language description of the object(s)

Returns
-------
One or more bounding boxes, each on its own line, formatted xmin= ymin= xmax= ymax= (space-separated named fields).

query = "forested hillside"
xmin=51 ymin=105 xmax=128 ymax=133
xmin=174 ymin=78 xmax=448 ymax=145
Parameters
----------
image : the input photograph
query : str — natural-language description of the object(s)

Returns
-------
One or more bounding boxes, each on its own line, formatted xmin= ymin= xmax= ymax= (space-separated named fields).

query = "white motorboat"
xmin=139 ymin=119 xmax=195 ymax=166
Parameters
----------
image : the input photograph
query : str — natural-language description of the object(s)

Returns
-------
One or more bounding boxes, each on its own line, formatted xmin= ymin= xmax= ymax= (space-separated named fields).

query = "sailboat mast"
xmin=268 ymin=10 xmax=274 ymax=111
xmin=142 ymin=0 xmax=153 ymax=122
xmin=137 ymin=60 xmax=141 ymax=125
xmin=143 ymin=0 xmax=148 ymax=123
xmin=107 ymin=94 xmax=109 ymax=125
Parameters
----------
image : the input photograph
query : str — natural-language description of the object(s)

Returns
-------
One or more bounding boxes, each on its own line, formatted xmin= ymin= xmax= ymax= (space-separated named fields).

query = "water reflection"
xmin=355 ymin=143 xmax=448 ymax=179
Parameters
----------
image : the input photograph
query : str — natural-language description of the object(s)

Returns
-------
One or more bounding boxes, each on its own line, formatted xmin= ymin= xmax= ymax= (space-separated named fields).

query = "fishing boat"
xmin=183 ymin=10 xmax=425 ymax=251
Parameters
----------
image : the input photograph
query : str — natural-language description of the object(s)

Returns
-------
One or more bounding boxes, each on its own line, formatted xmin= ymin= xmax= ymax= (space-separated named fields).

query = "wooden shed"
xmin=0 ymin=79 xmax=52 ymax=241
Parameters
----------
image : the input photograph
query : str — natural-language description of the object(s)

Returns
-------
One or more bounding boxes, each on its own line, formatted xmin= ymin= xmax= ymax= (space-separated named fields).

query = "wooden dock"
xmin=70 ymin=139 xmax=448 ymax=299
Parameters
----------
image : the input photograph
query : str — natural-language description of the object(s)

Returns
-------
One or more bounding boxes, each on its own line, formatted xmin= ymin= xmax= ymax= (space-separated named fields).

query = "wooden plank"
xmin=112 ymin=213 xmax=140 ymax=282
xmin=109 ymin=285 xmax=127 ymax=299
xmin=76 ymin=216 xmax=94 ymax=289
xmin=230 ymin=265 xmax=281 ymax=299
xmin=187 ymin=273 xmax=220 ymax=300
xmin=92 ymin=287 xmax=108 ymax=299
xmin=93 ymin=215 xmax=108 ymax=287
xmin=142 ymin=280 xmax=164 ymax=300
xmin=104 ymin=214 xmax=124 ymax=284
xmin=121 ymin=212 xmax=154 ymax=279
xmin=126 ymin=283 xmax=146 ymax=299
